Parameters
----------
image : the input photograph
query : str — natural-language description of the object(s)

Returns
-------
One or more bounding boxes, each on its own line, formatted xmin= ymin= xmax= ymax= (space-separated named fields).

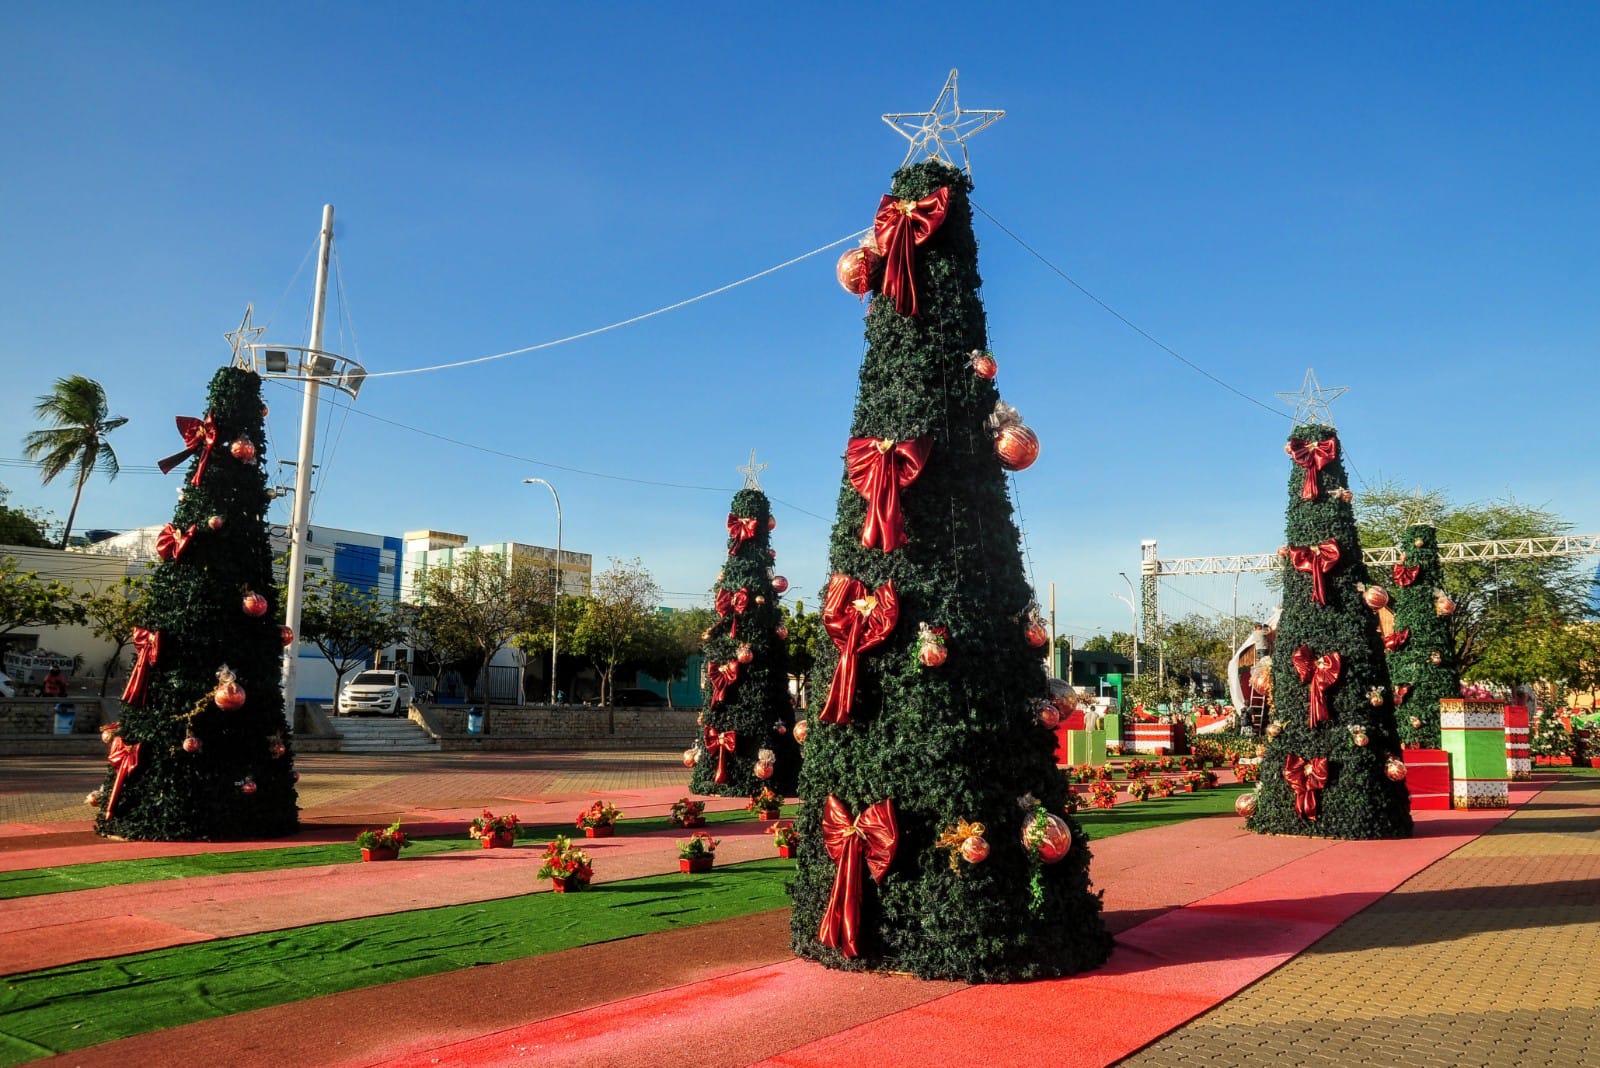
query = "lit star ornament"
xmin=738 ymin=448 xmax=768 ymax=491
xmin=225 ymin=303 xmax=265 ymax=368
xmin=1276 ymin=368 xmax=1349 ymax=427
xmin=882 ymin=69 xmax=1004 ymax=173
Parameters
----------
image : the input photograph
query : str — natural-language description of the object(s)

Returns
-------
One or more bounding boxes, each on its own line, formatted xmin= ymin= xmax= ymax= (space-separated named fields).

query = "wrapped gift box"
xmin=1102 ymin=712 xmax=1122 ymax=750
xmin=1440 ymin=698 xmax=1508 ymax=809
xmin=1129 ymin=720 xmax=1186 ymax=755
xmin=1054 ymin=711 xmax=1106 ymax=766
xmin=1503 ymin=704 xmax=1531 ymax=781
xmin=1402 ymin=747 xmax=1451 ymax=811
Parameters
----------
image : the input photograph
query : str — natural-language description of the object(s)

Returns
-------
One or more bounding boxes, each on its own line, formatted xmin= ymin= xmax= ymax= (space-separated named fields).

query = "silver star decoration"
xmin=1276 ymin=367 xmax=1348 ymax=427
xmin=737 ymin=449 xmax=768 ymax=491
xmin=225 ymin=303 xmax=265 ymax=368
xmin=882 ymin=69 xmax=1004 ymax=173
xmin=1400 ymin=488 xmax=1435 ymax=527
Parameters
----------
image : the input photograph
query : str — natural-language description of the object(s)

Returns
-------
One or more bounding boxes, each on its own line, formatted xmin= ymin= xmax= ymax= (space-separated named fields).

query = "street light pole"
xmin=1117 ymin=570 xmax=1140 ymax=680
xmin=522 ymin=478 xmax=562 ymax=705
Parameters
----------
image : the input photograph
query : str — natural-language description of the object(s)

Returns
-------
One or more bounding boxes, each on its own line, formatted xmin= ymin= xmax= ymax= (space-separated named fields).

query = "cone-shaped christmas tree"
xmin=691 ymin=474 xmax=799 ymax=797
xmin=790 ymin=158 xmax=1110 ymax=982
xmin=1248 ymin=419 xmax=1411 ymax=839
xmin=96 ymin=366 xmax=299 ymax=840
xmin=1386 ymin=523 xmax=1460 ymax=749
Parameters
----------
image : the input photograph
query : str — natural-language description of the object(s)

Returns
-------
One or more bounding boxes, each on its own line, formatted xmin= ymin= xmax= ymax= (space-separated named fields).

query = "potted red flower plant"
xmin=669 ymin=797 xmax=706 ymax=828
xmin=537 ymin=835 xmax=594 ymax=892
xmin=769 ymin=821 xmax=799 ymax=858
xmin=576 ymin=800 xmax=622 ymax=838
xmin=1124 ymin=779 xmax=1154 ymax=802
xmin=679 ymin=832 xmax=720 ymax=873
xmin=357 ymin=821 xmax=410 ymax=861
xmin=746 ymin=787 xmax=782 ymax=821
xmin=1090 ymin=779 xmax=1118 ymax=809
xmin=469 ymin=809 xmax=520 ymax=848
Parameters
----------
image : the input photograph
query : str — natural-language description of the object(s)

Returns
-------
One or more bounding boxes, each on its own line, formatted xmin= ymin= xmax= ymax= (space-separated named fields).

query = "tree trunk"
xmin=58 ymin=466 xmax=89 ymax=549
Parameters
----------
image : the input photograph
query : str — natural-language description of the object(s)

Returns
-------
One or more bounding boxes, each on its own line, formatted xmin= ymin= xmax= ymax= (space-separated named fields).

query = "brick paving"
xmin=1122 ymin=776 xmax=1600 ymax=1067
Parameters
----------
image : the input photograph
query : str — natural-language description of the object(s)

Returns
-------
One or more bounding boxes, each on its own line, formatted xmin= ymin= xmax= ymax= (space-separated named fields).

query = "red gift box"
xmin=1403 ymin=747 xmax=1451 ymax=811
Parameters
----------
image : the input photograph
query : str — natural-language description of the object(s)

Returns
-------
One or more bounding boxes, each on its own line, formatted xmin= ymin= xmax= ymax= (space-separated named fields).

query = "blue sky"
xmin=2 ymin=3 xmax=1596 ymax=639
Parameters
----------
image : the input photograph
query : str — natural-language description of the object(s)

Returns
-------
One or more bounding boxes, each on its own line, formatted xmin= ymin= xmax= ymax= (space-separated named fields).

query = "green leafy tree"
xmin=21 ymin=375 xmax=127 ymax=548
xmin=1249 ymin=423 xmax=1411 ymax=840
xmin=298 ymin=576 xmax=409 ymax=700
xmin=0 ymin=483 xmax=53 ymax=548
xmin=1386 ymin=525 xmax=1460 ymax=748
xmin=0 ymin=555 xmax=85 ymax=652
xmin=98 ymin=367 xmax=296 ymax=841
xmin=1475 ymin=615 xmax=1600 ymax=709
xmin=510 ymin=592 xmax=584 ymax=701
xmin=779 ymin=599 xmax=822 ymax=708
xmin=631 ymin=607 xmax=714 ymax=708
xmin=81 ymin=575 xmax=147 ymax=697
xmin=791 ymin=160 xmax=1109 ymax=982
xmin=416 ymin=550 xmax=547 ymax=711
xmin=570 ymin=557 xmax=659 ymax=706
xmin=1081 ymin=634 xmax=1120 ymax=654
xmin=692 ymin=487 xmax=797 ymax=796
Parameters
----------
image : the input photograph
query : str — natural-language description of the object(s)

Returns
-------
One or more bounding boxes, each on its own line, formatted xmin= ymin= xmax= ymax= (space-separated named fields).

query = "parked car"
xmin=610 ymin=688 xmax=667 ymax=708
xmin=0 ymin=670 xmax=14 ymax=699
xmin=337 ymin=670 xmax=415 ymax=716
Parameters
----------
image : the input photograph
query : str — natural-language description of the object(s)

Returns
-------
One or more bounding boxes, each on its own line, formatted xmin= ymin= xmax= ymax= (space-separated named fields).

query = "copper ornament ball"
xmin=1430 ymin=651 xmax=1443 ymax=665
xmin=1024 ymin=619 xmax=1049 ymax=648
xmin=682 ymin=748 xmax=698 ymax=768
xmin=214 ymin=680 xmax=247 ymax=710
xmin=242 ymin=591 xmax=269 ymax=618
xmin=1410 ymin=716 xmax=1422 ymax=729
xmin=1362 ymin=584 xmax=1390 ymax=610
xmin=970 ymin=350 xmax=998 ymax=380
xmin=182 ymin=735 xmax=201 ymax=754
xmin=1235 ymin=791 xmax=1257 ymax=818
xmin=1353 ymin=730 xmax=1370 ymax=748
xmin=793 ymin=719 xmax=809 ymax=744
xmin=776 ymin=624 xmax=788 ymax=640
xmin=279 ymin=625 xmax=295 ymax=647
xmin=207 ymin=515 xmax=224 ymax=531
xmin=995 ymin=423 xmax=1040 ymax=471
xmin=229 ymin=438 xmax=257 ymax=463
xmin=1385 ymin=757 xmax=1408 ymax=782
xmin=960 ymin=835 xmax=991 ymax=864
xmin=835 ymin=246 xmax=882 ymax=296
xmin=736 ymin=644 xmax=755 ymax=665
xmin=771 ymin=576 xmax=789 ymax=594
xmin=919 ymin=641 xmax=948 ymax=668
xmin=754 ymin=761 xmax=775 ymax=780
xmin=1038 ymin=705 xmax=1061 ymax=729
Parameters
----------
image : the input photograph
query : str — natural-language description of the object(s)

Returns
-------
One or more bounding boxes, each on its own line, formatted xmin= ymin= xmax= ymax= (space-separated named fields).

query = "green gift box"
xmin=1439 ymin=698 xmax=1508 ymax=809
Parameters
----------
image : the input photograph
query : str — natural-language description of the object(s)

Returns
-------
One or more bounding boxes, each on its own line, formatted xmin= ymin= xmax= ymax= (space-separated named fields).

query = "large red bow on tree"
xmin=1392 ymin=563 xmax=1420 ymax=587
xmin=726 ymin=514 xmax=758 ymax=554
xmin=817 ymin=795 xmax=898 ymax=959
xmin=105 ymin=735 xmax=142 ymax=815
xmin=121 ymin=628 xmax=160 ymax=706
xmin=1288 ymin=540 xmax=1340 ymax=605
xmin=155 ymin=522 xmax=197 ymax=562
xmin=707 ymin=660 xmax=739 ymax=708
xmin=1282 ymin=754 xmax=1330 ymax=820
xmin=846 ymin=436 xmax=933 ymax=552
xmin=703 ymin=726 xmax=737 ymax=785
xmin=1291 ymin=645 xmax=1342 ymax=728
xmin=820 ymin=576 xmax=899 ymax=726
xmin=1384 ymin=628 xmax=1411 ymax=652
xmin=715 ymin=587 xmax=750 ymax=638
xmin=157 ymin=415 xmax=218 ymax=487
xmin=873 ymin=188 xmax=950 ymax=316
xmin=1285 ymin=436 xmax=1338 ymax=500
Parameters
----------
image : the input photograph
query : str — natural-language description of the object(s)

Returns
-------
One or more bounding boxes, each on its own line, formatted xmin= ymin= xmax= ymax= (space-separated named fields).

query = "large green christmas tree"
xmin=1387 ymin=523 xmax=1460 ymax=749
xmin=691 ymin=476 xmax=799 ymax=797
xmin=1248 ymin=418 xmax=1411 ymax=839
xmin=789 ymin=158 xmax=1110 ymax=982
xmin=96 ymin=366 xmax=299 ymax=840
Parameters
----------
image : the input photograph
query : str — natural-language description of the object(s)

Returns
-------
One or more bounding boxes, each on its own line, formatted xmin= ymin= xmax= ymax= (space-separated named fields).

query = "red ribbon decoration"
xmin=121 ymin=628 xmax=160 ymax=706
xmin=1395 ymin=684 xmax=1413 ymax=706
xmin=1282 ymin=754 xmax=1330 ymax=820
xmin=703 ymin=726 xmax=737 ymax=785
xmin=1393 ymin=563 xmax=1420 ymax=587
xmin=817 ymin=795 xmax=898 ymax=959
xmin=726 ymin=514 xmax=758 ymax=554
xmin=155 ymin=522 xmax=197 ymax=562
xmin=1384 ymin=628 xmax=1411 ymax=652
xmin=1291 ymin=645 xmax=1342 ymax=728
xmin=1285 ymin=437 xmax=1338 ymax=500
xmin=872 ymin=188 xmax=950 ymax=316
xmin=157 ymin=415 xmax=218 ymax=487
xmin=846 ymin=436 xmax=933 ymax=552
xmin=105 ymin=736 xmax=142 ymax=815
xmin=820 ymin=576 xmax=899 ymax=726
xmin=714 ymin=587 xmax=751 ymax=638
xmin=1288 ymin=540 xmax=1341 ymax=606
xmin=707 ymin=660 xmax=739 ymax=708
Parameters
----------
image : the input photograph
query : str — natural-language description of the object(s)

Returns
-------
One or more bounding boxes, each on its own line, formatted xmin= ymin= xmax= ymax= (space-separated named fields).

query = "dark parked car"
xmin=610 ymin=688 xmax=667 ymax=708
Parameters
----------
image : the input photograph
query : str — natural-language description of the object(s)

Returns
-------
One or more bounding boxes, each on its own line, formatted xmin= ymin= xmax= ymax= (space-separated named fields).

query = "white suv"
xmin=337 ymin=670 xmax=415 ymax=717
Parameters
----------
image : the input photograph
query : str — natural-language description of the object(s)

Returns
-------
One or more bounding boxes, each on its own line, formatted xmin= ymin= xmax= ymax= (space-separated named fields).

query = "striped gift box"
xmin=1403 ymin=747 xmax=1451 ymax=811
xmin=1129 ymin=721 xmax=1182 ymax=755
xmin=1440 ymin=699 xmax=1508 ymax=809
xmin=1504 ymin=704 xmax=1531 ymax=781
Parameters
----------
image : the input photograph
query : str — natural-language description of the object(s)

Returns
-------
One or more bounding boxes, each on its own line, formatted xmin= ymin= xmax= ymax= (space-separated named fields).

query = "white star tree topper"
xmin=738 ymin=449 xmax=768 ymax=491
xmin=225 ymin=303 xmax=265 ymax=368
xmin=1276 ymin=368 xmax=1349 ymax=427
xmin=882 ymin=69 xmax=1004 ymax=173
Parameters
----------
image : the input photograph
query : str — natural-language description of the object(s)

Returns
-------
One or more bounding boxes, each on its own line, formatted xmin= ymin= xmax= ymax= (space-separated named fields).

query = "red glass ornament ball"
xmin=1038 ymin=705 xmax=1061 ymax=730
xmin=971 ymin=351 xmax=998 ymax=379
xmin=1362 ymin=585 xmax=1390 ymax=610
xmin=242 ymin=591 xmax=269 ymax=618
xmin=1025 ymin=812 xmax=1072 ymax=864
xmin=995 ymin=424 xmax=1040 ymax=471
xmin=214 ymin=681 xmax=247 ymax=710
xmin=207 ymin=515 xmax=224 ymax=531
xmin=793 ymin=719 xmax=809 ymax=744
xmin=919 ymin=641 xmax=948 ymax=668
xmin=1025 ymin=620 xmax=1049 ymax=648
xmin=767 ymin=516 xmax=776 ymax=531
xmin=1385 ymin=757 xmax=1408 ymax=782
xmin=229 ymin=439 xmax=257 ymax=463
xmin=241 ymin=779 xmax=257 ymax=795
xmin=182 ymin=735 xmax=201 ymax=754
xmin=736 ymin=644 xmax=755 ymax=665
xmin=776 ymin=624 xmax=789 ymax=640
xmin=771 ymin=576 xmax=789 ymax=595
xmin=279 ymin=625 xmax=295 ymax=647
xmin=754 ymin=761 xmax=775 ymax=781
xmin=836 ymin=246 xmax=882 ymax=296
xmin=960 ymin=835 xmax=990 ymax=864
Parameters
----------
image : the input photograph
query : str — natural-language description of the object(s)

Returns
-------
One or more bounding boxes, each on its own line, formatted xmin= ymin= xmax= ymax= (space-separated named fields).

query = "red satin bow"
xmin=1291 ymin=645 xmax=1342 ymax=728
xmin=1288 ymin=540 xmax=1340 ymax=605
xmin=707 ymin=660 xmax=739 ymax=708
xmin=157 ymin=415 xmax=218 ymax=487
xmin=818 ymin=795 xmax=898 ymax=959
xmin=1282 ymin=754 xmax=1330 ymax=820
xmin=1384 ymin=628 xmax=1411 ymax=652
xmin=726 ymin=514 xmax=758 ymax=554
xmin=1393 ymin=563 xmax=1420 ymax=587
xmin=156 ymin=522 xmax=197 ymax=562
xmin=121 ymin=628 xmax=160 ymax=706
xmin=703 ymin=726 xmax=737 ymax=784
xmin=1285 ymin=437 xmax=1338 ymax=500
xmin=105 ymin=735 xmax=142 ymax=815
xmin=873 ymin=188 xmax=950 ymax=316
xmin=846 ymin=436 xmax=933 ymax=552
xmin=715 ymin=587 xmax=751 ymax=638
xmin=1395 ymin=684 xmax=1412 ymax=706
xmin=820 ymin=576 xmax=899 ymax=726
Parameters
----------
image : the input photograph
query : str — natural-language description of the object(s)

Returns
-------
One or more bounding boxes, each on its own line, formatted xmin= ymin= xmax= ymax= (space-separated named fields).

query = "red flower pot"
xmin=680 ymin=856 xmax=713 ymax=873
xmin=551 ymin=876 xmax=586 ymax=893
xmin=1183 ymin=784 xmax=1195 ymax=793
xmin=585 ymin=825 xmax=614 ymax=838
xmin=777 ymin=845 xmax=794 ymax=859
xmin=758 ymin=811 xmax=780 ymax=822
xmin=481 ymin=831 xmax=514 ymax=849
xmin=679 ymin=816 xmax=706 ymax=828
xmin=361 ymin=847 xmax=398 ymax=862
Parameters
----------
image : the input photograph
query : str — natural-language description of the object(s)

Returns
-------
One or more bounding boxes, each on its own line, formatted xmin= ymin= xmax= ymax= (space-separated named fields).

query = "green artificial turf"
xmin=0 ymin=804 xmax=793 ymax=901
xmin=1075 ymin=784 xmax=1250 ymax=839
xmin=0 ymin=858 xmax=795 ymax=1065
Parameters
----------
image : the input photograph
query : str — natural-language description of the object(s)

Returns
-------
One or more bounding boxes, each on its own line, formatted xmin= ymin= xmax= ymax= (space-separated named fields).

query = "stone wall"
xmin=0 ymin=697 xmax=115 ymax=755
xmin=414 ymin=703 xmax=701 ymax=751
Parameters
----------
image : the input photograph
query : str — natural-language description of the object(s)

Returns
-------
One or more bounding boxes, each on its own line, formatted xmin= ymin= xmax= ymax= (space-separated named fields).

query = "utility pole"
xmin=1047 ymin=582 xmax=1057 ymax=677
xmin=523 ymin=478 xmax=563 ymax=705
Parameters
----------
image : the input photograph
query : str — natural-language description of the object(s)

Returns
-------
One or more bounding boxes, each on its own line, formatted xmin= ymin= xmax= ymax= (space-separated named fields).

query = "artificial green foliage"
xmin=1247 ymin=424 xmax=1412 ymax=840
xmin=692 ymin=487 xmax=799 ymax=796
xmin=1387 ymin=524 xmax=1459 ymax=748
xmin=97 ymin=367 xmax=298 ymax=840
xmin=789 ymin=160 xmax=1110 ymax=982
xmin=1530 ymin=708 xmax=1574 ymax=759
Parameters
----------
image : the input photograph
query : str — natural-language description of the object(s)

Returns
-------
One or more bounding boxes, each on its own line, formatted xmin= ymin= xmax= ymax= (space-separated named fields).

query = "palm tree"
xmin=22 ymin=376 xmax=127 ymax=548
